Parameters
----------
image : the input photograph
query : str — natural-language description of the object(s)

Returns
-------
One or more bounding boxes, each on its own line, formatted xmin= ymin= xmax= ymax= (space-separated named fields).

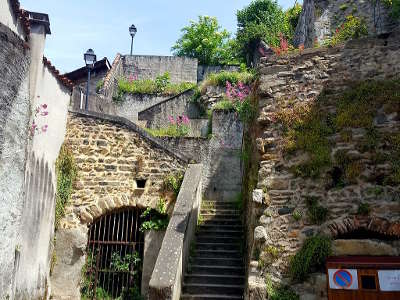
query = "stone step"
xmin=184 ymin=273 xmax=245 ymax=285
xmin=183 ymin=283 xmax=244 ymax=296
xmin=196 ymin=236 xmax=242 ymax=244
xmin=195 ymin=250 xmax=242 ymax=259
xmin=196 ymin=242 xmax=240 ymax=251
xmin=198 ymin=224 xmax=243 ymax=232
xmin=202 ymin=219 xmax=242 ymax=226
xmin=200 ymin=209 xmax=240 ymax=215
xmin=181 ymin=294 xmax=243 ymax=300
xmin=201 ymin=214 xmax=241 ymax=221
xmin=188 ymin=265 xmax=245 ymax=276
xmin=202 ymin=201 xmax=238 ymax=209
xmin=191 ymin=257 xmax=243 ymax=267
xmin=196 ymin=231 xmax=243 ymax=238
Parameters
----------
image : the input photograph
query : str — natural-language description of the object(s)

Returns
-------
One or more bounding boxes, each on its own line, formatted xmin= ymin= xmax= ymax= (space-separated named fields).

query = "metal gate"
xmin=83 ymin=208 xmax=144 ymax=299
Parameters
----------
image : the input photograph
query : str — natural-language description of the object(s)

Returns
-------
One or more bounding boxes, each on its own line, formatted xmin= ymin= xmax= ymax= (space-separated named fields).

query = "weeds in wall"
xmin=289 ymin=235 xmax=332 ymax=282
xmin=163 ymin=171 xmax=184 ymax=197
xmin=325 ymin=15 xmax=368 ymax=47
xmin=357 ymin=202 xmax=371 ymax=216
xmin=266 ymin=278 xmax=299 ymax=300
xmin=201 ymin=69 xmax=255 ymax=90
xmin=276 ymin=79 xmax=400 ymax=184
xmin=96 ymin=79 xmax=104 ymax=93
xmin=115 ymin=72 xmax=195 ymax=101
xmin=55 ymin=144 xmax=77 ymax=229
xmin=140 ymin=198 xmax=169 ymax=231
xmin=305 ymin=196 xmax=328 ymax=225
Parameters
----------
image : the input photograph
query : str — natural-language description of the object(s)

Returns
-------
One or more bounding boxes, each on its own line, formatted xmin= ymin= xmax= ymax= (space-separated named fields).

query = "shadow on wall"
xmin=15 ymin=152 xmax=55 ymax=299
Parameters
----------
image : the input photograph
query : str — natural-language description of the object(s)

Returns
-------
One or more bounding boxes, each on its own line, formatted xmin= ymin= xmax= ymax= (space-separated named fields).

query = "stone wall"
xmin=123 ymin=55 xmax=198 ymax=84
xmin=157 ymin=110 xmax=243 ymax=201
xmin=51 ymin=111 xmax=186 ymax=299
xmin=15 ymin=60 xmax=71 ymax=299
xmin=138 ymin=89 xmax=205 ymax=130
xmin=72 ymin=88 xmax=169 ymax=123
xmin=294 ymin=0 xmax=399 ymax=47
xmin=248 ymin=31 xmax=400 ymax=299
xmin=0 ymin=22 xmax=31 ymax=299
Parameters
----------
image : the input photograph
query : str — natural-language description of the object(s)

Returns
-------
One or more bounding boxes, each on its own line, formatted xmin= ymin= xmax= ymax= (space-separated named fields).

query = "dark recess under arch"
xmin=84 ymin=207 xmax=145 ymax=299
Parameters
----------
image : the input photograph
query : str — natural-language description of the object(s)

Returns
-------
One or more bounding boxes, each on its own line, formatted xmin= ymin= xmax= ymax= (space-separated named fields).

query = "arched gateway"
xmin=82 ymin=207 xmax=145 ymax=299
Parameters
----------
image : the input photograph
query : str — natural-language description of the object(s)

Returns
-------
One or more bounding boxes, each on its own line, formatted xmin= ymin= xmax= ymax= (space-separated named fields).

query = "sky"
xmin=21 ymin=0 xmax=299 ymax=73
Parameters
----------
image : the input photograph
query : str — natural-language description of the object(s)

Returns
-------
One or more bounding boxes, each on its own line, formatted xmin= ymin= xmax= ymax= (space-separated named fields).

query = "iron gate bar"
xmin=85 ymin=208 xmax=144 ymax=299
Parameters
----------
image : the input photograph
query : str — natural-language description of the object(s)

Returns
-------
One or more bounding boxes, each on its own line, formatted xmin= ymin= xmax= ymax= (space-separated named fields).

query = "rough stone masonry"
xmin=247 ymin=31 xmax=400 ymax=299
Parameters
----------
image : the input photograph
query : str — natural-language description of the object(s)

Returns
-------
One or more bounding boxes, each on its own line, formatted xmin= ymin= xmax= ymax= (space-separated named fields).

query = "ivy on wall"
xmin=55 ymin=144 xmax=77 ymax=229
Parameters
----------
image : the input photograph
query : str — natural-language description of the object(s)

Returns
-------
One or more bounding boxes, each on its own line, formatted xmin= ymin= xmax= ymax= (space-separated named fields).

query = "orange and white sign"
xmin=328 ymin=269 xmax=358 ymax=290
xmin=378 ymin=270 xmax=400 ymax=291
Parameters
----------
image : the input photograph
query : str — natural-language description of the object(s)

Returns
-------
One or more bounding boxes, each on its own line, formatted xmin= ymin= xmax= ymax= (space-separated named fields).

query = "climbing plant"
xmin=55 ymin=144 xmax=77 ymax=229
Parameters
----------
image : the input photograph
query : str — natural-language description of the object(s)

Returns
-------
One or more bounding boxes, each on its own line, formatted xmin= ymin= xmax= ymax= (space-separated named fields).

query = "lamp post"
xmin=83 ymin=48 xmax=96 ymax=110
xmin=129 ymin=24 xmax=137 ymax=55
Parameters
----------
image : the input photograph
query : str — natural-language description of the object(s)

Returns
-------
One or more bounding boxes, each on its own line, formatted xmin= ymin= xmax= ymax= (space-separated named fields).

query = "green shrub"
xmin=289 ymin=235 xmax=332 ymax=282
xmin=305 ymin=196 xmax=328 ymax=224
xmin=266 ymin=278 xmax=299 ymax=300
xmin=55 ymin=144 xmax=77 ymax=229
xmin=327 ymin=15 xmax=368 ymax=47
xmin=213 ymin=100 xmax=235 ymax=111
xmin=164 ymin=171 xmax=184 ymax=197
xmin=116 ymin=73 xmax=195 ymax=99
xmin=203 ymin=70 xmax=255 ymax=87
xmin=140 ymin=199 xmax=170 ymax=232
xmin=144 ymin=124 xmax=189 ymax=138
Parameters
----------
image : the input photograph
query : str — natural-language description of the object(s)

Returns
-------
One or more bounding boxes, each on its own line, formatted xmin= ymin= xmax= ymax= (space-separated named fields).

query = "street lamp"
xmin=83 ymin=48 xmax=96 ymax=110
xmin=129 ymin=24 xmax=137 ymax=55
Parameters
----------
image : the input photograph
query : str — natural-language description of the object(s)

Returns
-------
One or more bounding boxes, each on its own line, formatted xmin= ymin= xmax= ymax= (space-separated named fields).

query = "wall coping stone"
xmin=149 ymin=164 xmax=202 ymax=300
xmin=69 ymin=109 xmax=190 ymax=163
xmin=138 ymin=89 xmax=194 ymax=117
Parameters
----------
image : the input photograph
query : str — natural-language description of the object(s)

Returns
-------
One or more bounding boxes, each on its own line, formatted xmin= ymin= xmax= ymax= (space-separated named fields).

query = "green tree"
xmin=236 ymin=0 xmax=287 ymax=59
xmin=172 ymin=16 xmax=239 ymax=65
xmin=285 ymin=1 xmax=303 ymax=38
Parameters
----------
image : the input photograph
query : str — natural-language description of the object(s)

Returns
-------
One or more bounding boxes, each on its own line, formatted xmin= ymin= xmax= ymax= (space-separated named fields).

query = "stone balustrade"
xmin=149 ymin=164 xmax=203 ymax=300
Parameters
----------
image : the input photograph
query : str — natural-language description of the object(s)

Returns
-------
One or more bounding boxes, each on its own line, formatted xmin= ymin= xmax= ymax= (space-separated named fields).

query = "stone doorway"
xmin=82 ymin=208 xmax=144 ymax=299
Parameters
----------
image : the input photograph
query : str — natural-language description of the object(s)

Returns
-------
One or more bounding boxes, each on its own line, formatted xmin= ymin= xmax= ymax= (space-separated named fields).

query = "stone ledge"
xmin=149 ymin=164 xmax=202 ymax=300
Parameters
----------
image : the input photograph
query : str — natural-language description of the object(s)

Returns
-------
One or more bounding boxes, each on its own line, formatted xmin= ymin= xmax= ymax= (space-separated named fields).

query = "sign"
xmin=378 ymin=270 xmax=400 ymax=291
xmin=328 ymin=269 xmax=358 ymax=290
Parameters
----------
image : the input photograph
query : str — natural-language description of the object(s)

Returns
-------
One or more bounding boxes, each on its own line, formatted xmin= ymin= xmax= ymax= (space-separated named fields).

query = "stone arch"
xmin=79 ymin=197 xmax=140 ymax=225
xmin=321 ymin=216 xmax=400 ymax=239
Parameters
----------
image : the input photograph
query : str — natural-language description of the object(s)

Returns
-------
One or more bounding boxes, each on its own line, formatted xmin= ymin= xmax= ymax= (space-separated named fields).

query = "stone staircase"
xmin=181 ymin=200 xmax=244 ymax=300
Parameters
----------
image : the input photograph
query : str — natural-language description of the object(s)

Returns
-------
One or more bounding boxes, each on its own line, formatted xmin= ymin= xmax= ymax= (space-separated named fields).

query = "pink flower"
xmin=42 ymin=125 xmax=48 ymax=132
xmin=41 ymin=111 xmax=49 ymax=116
xmin=42 ymin=104 xmax=47 ymax=109
xmin=168 ymin=116 xmax=175 ymax=125
xmin=182 ymin=115 xmax=190 ymax=125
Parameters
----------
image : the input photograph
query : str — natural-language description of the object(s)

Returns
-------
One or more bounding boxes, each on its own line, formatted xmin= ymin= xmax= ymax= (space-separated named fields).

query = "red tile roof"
xmin=43 ymin=57 xmax=74 ymax=90
xmin=10 ymin=0 xmax=31 ymax=39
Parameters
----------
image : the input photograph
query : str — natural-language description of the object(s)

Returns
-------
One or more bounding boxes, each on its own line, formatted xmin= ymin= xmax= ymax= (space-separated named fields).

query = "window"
xmin=136 ymin=179 xmax=147 ymax=189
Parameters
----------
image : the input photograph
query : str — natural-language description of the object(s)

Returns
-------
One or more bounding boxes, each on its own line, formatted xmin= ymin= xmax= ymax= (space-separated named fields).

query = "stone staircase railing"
xmin=149 ymin=164 xmax=203 ymax=300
